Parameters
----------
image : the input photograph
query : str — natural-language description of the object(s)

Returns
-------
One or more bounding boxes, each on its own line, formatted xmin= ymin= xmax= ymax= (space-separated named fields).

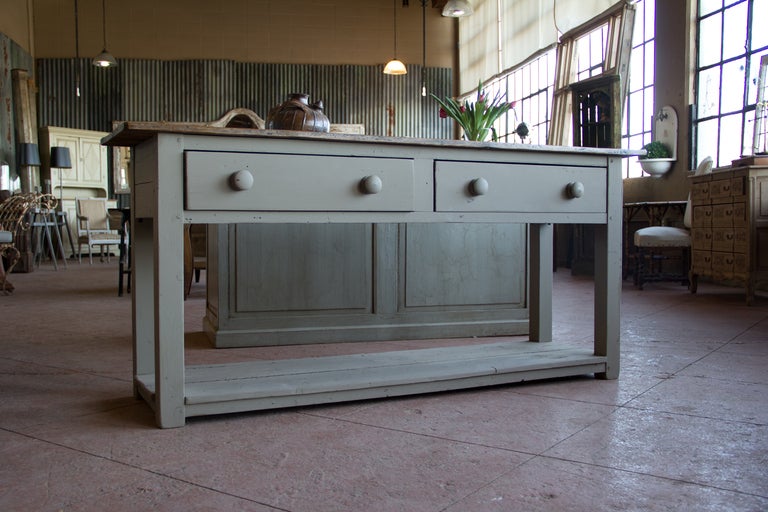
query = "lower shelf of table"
xmin=135 ymin=341 xmax=608 ymax=419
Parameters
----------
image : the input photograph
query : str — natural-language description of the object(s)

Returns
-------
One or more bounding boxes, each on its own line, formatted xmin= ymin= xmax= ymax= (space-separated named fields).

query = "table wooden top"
xmin=102 ymin=121 xmax=642 ymax=158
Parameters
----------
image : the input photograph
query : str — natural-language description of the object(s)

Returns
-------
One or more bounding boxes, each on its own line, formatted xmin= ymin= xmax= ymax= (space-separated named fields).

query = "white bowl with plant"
xmin=639 ymin=141 xmax=674 ymax=177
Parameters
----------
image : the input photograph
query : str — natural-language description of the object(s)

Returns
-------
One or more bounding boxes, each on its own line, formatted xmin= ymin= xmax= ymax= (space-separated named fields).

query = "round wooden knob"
xmin=469 ymin=177 xmax=489 ymax=196
xmin=229 ymin=170 xmax=254 ymax=191
xmin=360 ymin=175 xmax=383 ymax=194
xmin=566 ymin=181 xmax=584 ymax=199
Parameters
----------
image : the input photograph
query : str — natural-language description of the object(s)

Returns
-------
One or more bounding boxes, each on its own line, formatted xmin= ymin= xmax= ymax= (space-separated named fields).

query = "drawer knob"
xmin=229 ymin=170 xmax=254 ymax=191
xmin=469 ymin=177 xmax=489 ymax=196
xmin=566 ymin=181 xmax=584 ymax=199
xmin=360 ymin=175 xmax=383 ymax=194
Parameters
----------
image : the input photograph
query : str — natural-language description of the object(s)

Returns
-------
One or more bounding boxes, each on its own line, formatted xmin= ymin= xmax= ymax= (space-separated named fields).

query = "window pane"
xmin=632 ymin=6 xmax=644 ymax=47
xmin=629 ymin=46 xmax=644 ymax=91
xmin=697 ymin=118 xmax=719 ymax=164
xmin=628 ymin=91 xmax=643 ymax=135
xmin=698 ymin=66 xmax=721 ymax=118
xmin=644 ymin=0 xmax=655 ymax=41
xmin=722 ymin=2 xmax=747 ymax=61
xmin=522 ymin=65 xmax=531 ymax=97
xmin=699 ymin=13 xmax=722 ymax=67
xmin=753 ymin=0 xmax=768 ymax=49
xmin=590 ymin=28 xmax=605 ymax=67
xmin=644 ymin=88 xmax=654 ymax=130
xmin=576 ymin=35 xmax=591 ymax=73
xmin=721 ymin=58 xmax=746 ymax=113
xmin=699 ymin=0 xmax=722 ymax=17
xmin=719 ymin=113 xmax=743 ymax=163
xmin=644 ymin=40 xmax=655 ymax=87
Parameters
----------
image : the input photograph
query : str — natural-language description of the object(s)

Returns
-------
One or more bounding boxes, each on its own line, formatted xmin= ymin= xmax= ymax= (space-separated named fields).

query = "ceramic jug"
xmin=266 ymin=93 xmax=331 ymax=132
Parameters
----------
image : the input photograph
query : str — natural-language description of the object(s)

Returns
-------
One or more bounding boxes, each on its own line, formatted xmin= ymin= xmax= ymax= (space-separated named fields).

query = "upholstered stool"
xmin=634 ymin=226 xmax=691 ymax=289
xmin=632 ymin=156 xmax=713 ymax=290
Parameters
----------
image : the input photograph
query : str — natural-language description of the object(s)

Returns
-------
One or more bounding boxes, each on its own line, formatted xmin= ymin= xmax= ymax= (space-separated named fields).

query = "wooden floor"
xmin=137 ymin=341 xmax=607 ymax=417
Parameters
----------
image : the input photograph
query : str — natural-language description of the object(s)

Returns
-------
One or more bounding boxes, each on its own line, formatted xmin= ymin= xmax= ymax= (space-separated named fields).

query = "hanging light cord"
xmin=393 ymin=0 xmax=398 ymax=58
xmin=74 ymin=0 xmax=81 ymax=96
xmin=421 ymin=0 xmax=427 ymax=96
xmin=101 ymin=0 xmax=108 ymax=48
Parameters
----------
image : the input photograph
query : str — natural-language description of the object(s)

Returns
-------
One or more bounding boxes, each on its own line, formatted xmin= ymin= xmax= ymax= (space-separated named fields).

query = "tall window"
xmin=455 ymin=0 xmax=651 ymax=178
xmin=695 ymin=0 xmax=768 ymax=167
xmin=622 ymin=0 xmax=655 ymax=178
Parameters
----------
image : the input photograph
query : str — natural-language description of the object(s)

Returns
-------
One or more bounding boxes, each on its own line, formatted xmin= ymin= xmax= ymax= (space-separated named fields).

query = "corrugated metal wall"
xmin=36 ymin=59 xmax=453 ymax=139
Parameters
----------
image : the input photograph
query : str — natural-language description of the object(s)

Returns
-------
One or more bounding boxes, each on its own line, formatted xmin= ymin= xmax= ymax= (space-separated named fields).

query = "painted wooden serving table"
xmin=103 ymin=123 xmax=631 ymax=428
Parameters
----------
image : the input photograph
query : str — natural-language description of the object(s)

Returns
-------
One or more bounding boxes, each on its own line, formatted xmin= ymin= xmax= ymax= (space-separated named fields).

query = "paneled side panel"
xmin=233 ymin=223 xmax=373 ymax=313
xmin=402 ymin=223 xmax=526 ymax=308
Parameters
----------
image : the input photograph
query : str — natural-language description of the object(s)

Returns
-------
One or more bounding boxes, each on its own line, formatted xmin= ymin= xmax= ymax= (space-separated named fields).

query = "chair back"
xmin=683 ymin=156 xmax=713 ymax=229
xmin=76 ymin=198 xmax=110 ymax=231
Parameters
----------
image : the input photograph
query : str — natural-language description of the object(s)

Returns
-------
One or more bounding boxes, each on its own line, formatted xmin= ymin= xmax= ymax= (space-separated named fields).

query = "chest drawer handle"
xmin=360 ymin=175 xmax=383 ymax=194
xmin=469 ymin=177 xmax=489 ymax=196
xmin=229 ymin=170 xmax=254 ymax=191
xmin=566 ymin=181 xmax=584 ymax=199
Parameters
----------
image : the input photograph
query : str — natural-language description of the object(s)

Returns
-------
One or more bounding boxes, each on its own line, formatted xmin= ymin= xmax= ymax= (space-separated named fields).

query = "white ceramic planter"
xmin=640 ymin=158 xmax=674 ymax=177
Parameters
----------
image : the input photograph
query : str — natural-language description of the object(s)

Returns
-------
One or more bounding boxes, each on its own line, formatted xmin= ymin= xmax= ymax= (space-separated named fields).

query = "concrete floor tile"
xmin=510 ymin=369 xmax=665 ymax=406
xmin=166 ymin=415 xmax=529 ymax=512
xmin=0 ymin=359 xmax=135 ymax=430
xmin=313 ymin=388 xmax=616 ymax=454
xmin=0 ymin=430 xmax=273 ymax=512
xmin=620 ymin=344 xmax=718 ymax=375
xmin=678 ymin=350 xmax=768 ymax=384
xmin=544 ymin=408 xmax=768 ymax=496
xmin=444 ymin=456 xmax=768 ymax=512
xmin=24 ymin=407 xmax=528 ymax=511
xmin=626 ymin=374 xmax=768 ymax=424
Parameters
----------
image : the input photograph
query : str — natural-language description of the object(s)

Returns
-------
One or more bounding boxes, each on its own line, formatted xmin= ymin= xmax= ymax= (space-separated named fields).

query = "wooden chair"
xmin=75 ymin=198 xmax=121 ymax=264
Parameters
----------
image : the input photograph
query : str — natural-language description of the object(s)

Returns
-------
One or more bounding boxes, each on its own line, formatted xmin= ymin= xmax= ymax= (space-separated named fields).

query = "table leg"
xmin=594 ymin=223 xmax=621 ymax=379
xmin=529 ymin=223 xmax=553 ymax=342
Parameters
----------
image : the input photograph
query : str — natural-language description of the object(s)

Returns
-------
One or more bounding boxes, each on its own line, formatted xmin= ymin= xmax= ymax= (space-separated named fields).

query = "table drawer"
xmin=434 ymin=161 xmax=606 ymax=213
xmin=185 ymin=151 xmax=415 ymax=211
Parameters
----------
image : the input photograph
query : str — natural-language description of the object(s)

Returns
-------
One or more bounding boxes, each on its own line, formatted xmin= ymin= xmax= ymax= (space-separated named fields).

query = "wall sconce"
xmin=383 ymin=0 xmax=407 ymax=75
xmin=442 ymin=0 xmax=473 ymax=17
xmin=93 ymin=0 xmax=117 ymax=67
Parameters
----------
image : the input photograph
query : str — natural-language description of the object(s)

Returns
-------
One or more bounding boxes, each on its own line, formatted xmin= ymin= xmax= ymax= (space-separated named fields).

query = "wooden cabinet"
xmin=39 ymin=126 xmax=109 ymax=257
xmin=690 ymin=163 xmax=768 ymax=304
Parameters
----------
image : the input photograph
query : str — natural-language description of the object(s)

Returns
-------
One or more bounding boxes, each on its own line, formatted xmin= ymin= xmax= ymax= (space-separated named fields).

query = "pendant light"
xmin=93 ymin=0 xmax=117 ymax=67
xmin=442 ymin=0 xmax=474 ymax=17
xmin=383 ymin=0 xmax=406 ymax=75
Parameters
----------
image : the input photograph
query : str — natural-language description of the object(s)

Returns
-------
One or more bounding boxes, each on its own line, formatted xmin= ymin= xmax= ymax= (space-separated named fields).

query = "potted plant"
xmin=432 ymin=82 xmax=527 ymax=142
xmin=639 ymin=141 xmax=674 ymax=177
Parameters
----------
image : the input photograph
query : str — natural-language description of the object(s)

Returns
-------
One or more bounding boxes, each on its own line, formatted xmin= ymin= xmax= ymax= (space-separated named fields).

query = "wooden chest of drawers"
xmin=690 ymin=163 xmax=768 ymax=304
